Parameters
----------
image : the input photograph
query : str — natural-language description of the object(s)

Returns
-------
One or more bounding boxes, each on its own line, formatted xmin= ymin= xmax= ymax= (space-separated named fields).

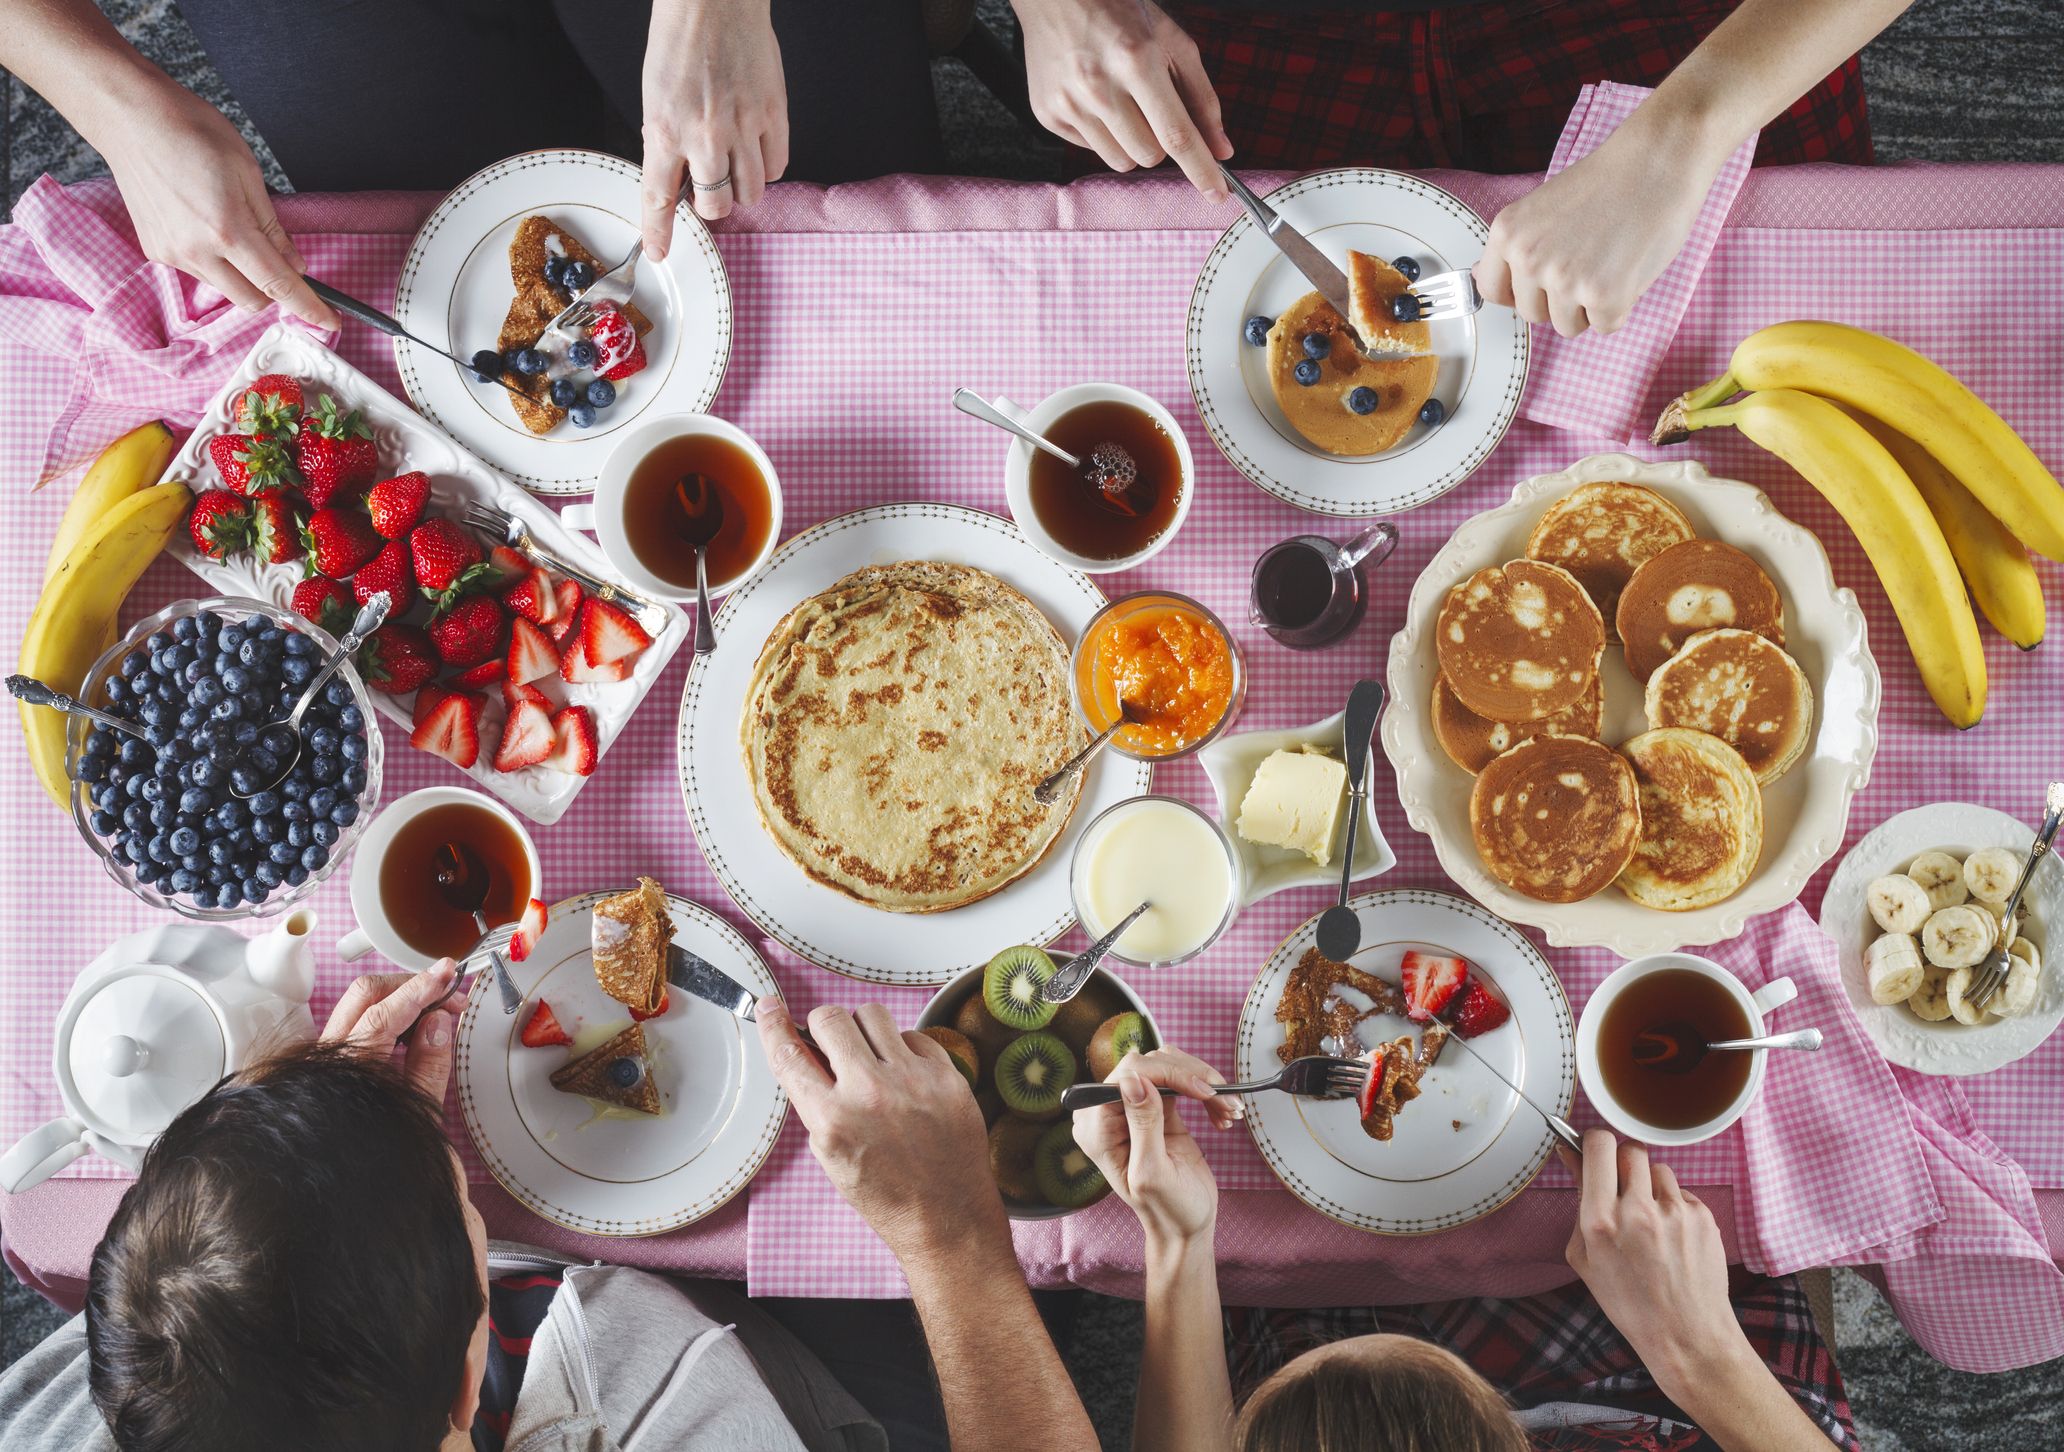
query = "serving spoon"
xmin=1631 ymin=1023 xmax=1824 ymax=1072
xmin=673 ymin=472 xmax=724 ymax=656
xmin=232 ymin=592 xmax=390 ymax=797
xmin=1315 ymin=679 xmax=1385 ymax=963
xmin=434 ymin=840 xmax=524 ymax=1014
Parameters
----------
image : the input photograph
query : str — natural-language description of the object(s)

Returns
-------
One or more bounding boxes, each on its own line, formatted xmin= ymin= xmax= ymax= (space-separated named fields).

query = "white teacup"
xmin=565 ymin=411 xmax=783 ymax=603
xmin=995 ymin=382 xmax=1194 ymax=573
xmin=337 ymin=787 xmax=541 ymax=971
xmin=1576 ymin=952 xmax=1798 ymax=1146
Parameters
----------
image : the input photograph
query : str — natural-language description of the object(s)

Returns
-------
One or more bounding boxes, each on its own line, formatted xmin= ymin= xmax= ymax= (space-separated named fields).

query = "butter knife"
xmin=1218 ymin=164 xmax=1362 ymax=350
xmin=1439 ymin=1030 xmax=1582 ymax=1151
xmin=667 ymin=944 xmax=759 ymax=1021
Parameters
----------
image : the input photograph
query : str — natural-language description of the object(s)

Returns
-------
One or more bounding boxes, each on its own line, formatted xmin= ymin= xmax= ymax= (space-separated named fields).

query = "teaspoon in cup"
xmin=434 ymin=839 xmax=524 ymax=1014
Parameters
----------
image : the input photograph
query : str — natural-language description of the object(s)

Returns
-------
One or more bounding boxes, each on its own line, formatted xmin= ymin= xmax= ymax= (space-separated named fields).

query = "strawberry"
xmin=547 ymin=578 xmax=585 ymax=643
xmin=352 ymin=539 xmax=414 ymax=607
xmin=208 ymin=432 xmax=297 ymax=496
xmin=519 ymin=1000 xmax=573 ymax=1048
xmin=429 ymin=594 xmax=506 ymax=669
xmin=509 ymin=897 xmax=550 ymax=961
xmin=295 ymin=395 xmax=378 ymax=505
xmin=365 ymin=471 xmax=430 ymax=539
xmin=493 ymin=697 xmax=555 ymax=772
xmin=301 ymin=505 xmax=383 ymax=579
xmin=411 ymin=681 xmax=459 ymax=730
xmin=502 ymin=674 xmax=550 ymax=713
xmin=409 ymin=518 xmax=490 ymax=603
xmin=248 ymin=493 xmax=304 ymax=566
xmin=570 ymin=654 xmax=633 ymax=684
xmin=1446 ymin=981 xmax=1510 ymax=1040
xmin=507 ymin=615 xmax=559 ymax=685
xmin=588 ymin=302 xmax=647 ymax=381
xmin=234 ymin=373 xmax=304 ymax=436
xmin=576 ymin=597 xmax=652 ymax=666
xmin=454 ymin=657 xmax=508 ymax=688
xmin=1356 ymin=1044 xmax=1388 ymax=1123
xmin=541 ymin=704 xmax=598 ymax=777
xmin=187 ymin=490 xmax=251 ymax=559
xmin=291 ymin=575 xmax=354 ymax=634
xmin=358 ymin=623 xmax=438 ymax=695
xmin=501 ymin=568 xmax=557 ymax=625
xmin=1400 ymin=951 xmax=1468 ymax=1024
xmin=488 ymin=545 xmax=530 ymax=580
xmin=409 ymin=686 xmax=483 ymax=769
xmin=629 ymin=989 xmax=670 ymax=1022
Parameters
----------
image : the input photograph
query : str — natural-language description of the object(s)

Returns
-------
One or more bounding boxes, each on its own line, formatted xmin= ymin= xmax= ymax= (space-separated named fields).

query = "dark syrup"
xmin=621 ymin=433 xmax=775 ymax=589
xmin=1596 ymin=968 xmax=1753 ymax=1130
xmin=1251 ymin=539 xmax=1365 ymax=648
xmin=1027 ymin=401 xmax=1183 ymax=560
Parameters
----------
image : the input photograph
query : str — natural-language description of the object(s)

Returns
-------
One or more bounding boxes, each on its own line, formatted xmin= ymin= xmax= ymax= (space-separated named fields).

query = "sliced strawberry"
xmin=1447 ymin=981 xmax=1510 ymax=1040
xmin=411 ymin=681 xmax=456 ymax=729
xmin=1356 ymin=1045 xmax=1386 ymax=1121
xmin=519 ymin=1000 xmax=572 ymax=1048
xmin=454 ymin=657 xmax=508 ymax=688
xmin=541 ymin=704 xmax=598 ymax=777
xmin=589 ymin=302 xmax=648 ymax=381
xmin=507 ymin=615 xmax=558 ymax=685
xmin=489 ymin=545 xmax=530 ymax=580
xmin=547 ymin=578 xmax=585 ymax=643
xmin=629 ymin=989 xmax=670 ymax=1022
xmin=577 ymin=597 xmax=653 ymax=666
xmin=501 ymin=568 xmax=557 ymax=625
xmin=409 ymin=686 xmax=483 ymax=769
xmin=502 ymin=673 xmax=550 ymax=713
xmin=1400 ymin=950 xmax=1468 ymax=1024
xmin=492 ymin=697 xmax=555 ymax=772
xmin=509 ymin=897 xmax=549 ymax=961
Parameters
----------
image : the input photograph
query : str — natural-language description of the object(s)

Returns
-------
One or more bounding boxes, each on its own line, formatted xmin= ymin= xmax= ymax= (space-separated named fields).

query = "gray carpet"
xmin=5 ymin=1 xmax=2064 ymax=1445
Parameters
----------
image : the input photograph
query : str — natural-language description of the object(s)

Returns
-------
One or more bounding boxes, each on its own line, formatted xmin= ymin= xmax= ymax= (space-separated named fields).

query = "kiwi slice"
xmin=954 ymin=993 xmax=1017 ymax=1076
xmin=994 ymin=1031 xmax=1076 ymax=1119
xmin=1086 ymin=1011 xmax=1151 ymax=1081
xmin=917 ymin=1026 xmax=979 ymax=1088
xmin=983 ymin=945 xmax=1059 ymax=1032
xmin=1034 ymin=1121 xmax=1109 ymax=1210
xmin=988 ymin=1116 xmax=1045 ymax=1203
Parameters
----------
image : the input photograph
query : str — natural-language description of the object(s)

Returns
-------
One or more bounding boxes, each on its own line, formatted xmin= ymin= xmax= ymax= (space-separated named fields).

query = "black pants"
xmin=173 ymin=0 xmax=943 ymax=192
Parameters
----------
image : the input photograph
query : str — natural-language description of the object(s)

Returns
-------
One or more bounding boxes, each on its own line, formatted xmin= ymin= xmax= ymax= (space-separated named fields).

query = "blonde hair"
xmin=1236 ymin=1334 xmax=1527 ymax=1452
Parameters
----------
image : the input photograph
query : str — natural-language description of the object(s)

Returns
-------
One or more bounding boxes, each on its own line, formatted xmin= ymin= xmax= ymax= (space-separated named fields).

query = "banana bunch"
xmin=1653 ymin=320 xmax=2061 ymax=727
xmin=19 ymin=424 xmax=188 ymax=807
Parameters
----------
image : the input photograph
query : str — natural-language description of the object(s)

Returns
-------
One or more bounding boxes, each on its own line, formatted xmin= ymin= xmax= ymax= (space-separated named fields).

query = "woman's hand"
xmin=1014 ymin=0 xmax=1233 ymax=200
xmin=640 ymin=0 xmax=789 ymax=250
xmin=1071 ymin=1047 xmax=1236 ymax=1248
xmin=320 ymin=960 xmax=466 ymax=1101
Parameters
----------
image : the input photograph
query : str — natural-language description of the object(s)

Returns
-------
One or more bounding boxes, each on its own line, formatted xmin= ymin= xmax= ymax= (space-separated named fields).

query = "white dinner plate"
xmin=677 ymin=503 xmax=1153 ymax=985
xmin=1820 ymin=803 xmax=2063 ymax=1076
xmin=456 ymin=891 xmax=785 ymax=1235
xmin=162 ymin=324 xmax=688 ymax=826
xmin=1382 ymin=452 xmax=1881 ymax=957
xmin=1186 ymin=168 xmax=1528 ymax=517
xmin=1236 ymin=889 xmax=1573 ymax=1235
xmin=392 ymin=148 xmax=731 ymax=495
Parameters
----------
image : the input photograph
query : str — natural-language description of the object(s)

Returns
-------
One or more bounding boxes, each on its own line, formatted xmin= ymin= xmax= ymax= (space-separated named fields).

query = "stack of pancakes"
xmin=1439 ymin=481 xmax=1814 ymax=912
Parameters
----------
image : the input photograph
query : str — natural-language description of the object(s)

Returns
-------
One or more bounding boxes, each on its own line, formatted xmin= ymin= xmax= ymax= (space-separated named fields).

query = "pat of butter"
xmin=1236 ymin=747 xmax=1348 ymax=864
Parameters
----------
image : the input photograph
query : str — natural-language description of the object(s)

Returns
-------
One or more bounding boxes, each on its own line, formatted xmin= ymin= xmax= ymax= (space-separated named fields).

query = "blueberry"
xmin=148 ymin=834 xmax=176 ymax=864
xmin=1242 ymin=315 xmax=1273 ymax=348
xmin=284 ymin=633 xmax=315 ymax=657
xmin=120 ymin=653 xmax=147 ymax=679
xmin=281 ymin=656 xmax=313 ymax=687
xmin=269 ymin=840 xmax=297 ymax=866
xmin=1418 ymin=397 xmax=1447 ymax=427
xmin=91 ymin=808 xmax=119 ymax=836
xmin=300 ymin=844 xmax=330 ymax=872
xmin=469 ymin=349 xmax=504 ymax=383
xmin=103 ymin=678 xmax=127 ymax=705
xmin=242 ymin=880 xmax=270 ymax=906
xmin=120 ymin=738 xmax=149 ymax=767
xmin=138 ymin=699 xmax=164 ymax=727
xmin=172 ymin=617 xmax=198 ymax=642
xmin=261 ymin=724 xmax=298 ymax=758
xmin=567 ymin=401 xmax=598 ymax=428
xmin=123 ymin=802 xmax=149 ymax=833
xmin=206 ymin=838 xmax=232 ymax=866
xmin=308 ymin=787 xmax=338 ymax=817
xmin=285 ymin=865 xmax=310 ymax=887
xmin=568 ymin=339 xmax=598 ymax=369
xmin=246 ymin=749 xmax=280 ymax=781
xmin=549 ymin=377 xmax=578 ymax=409
xmin=254 ymin=861 xmax=284 ymax=889
xmin=282 ymin=799 xmax=310 ymax=823
xmin=219 ymin=799 xmax=248 ymax=830
xmin=169 ymin=826 xmax=199 ymax=856
xmin=1301 ymin=332 xmax=1330 ymax=361
xmin=607 ymin=1056 xmax=643 ymax=1089
xmin=216 ymin=882 xmax=243 ymax=909
xmin=221 ymin=666 xmax=250 ymax=694
xmin=238 ymin=639 xmax=266 ymax=668
xmin=337 ymin=705 xmax=364 ymax=732
xmin=150 ymin=802 xmax=175 ymax=830
xmin=192 ymin=677 xmax=224 ymax=707
xmin=230 ymin=765 xmax=262 ymax=796
xmin=124 ymin=836 xmax=151 ymax=865
xmin=543 ymin=255 xmax=568 ymax=287
xmin=283 ymin=776 xmax=311 ymax=801
xmin=146 ymin=632 xmax=172 ymax=655
xmin=246 ymin=790 xmax=278 ymax=818
xmin=512 ymin=348 xmax=548 ymax=376
xmin=331 ymin=800 xmax=360 ymax=827
xmin=287 ymin=821 xmax=310 ymax=849
xmin=586 ymin=378 xmax=616 ymax=409
xmin=170 ymin=869 xmax=199 ymax=896
xmin=312 ymin=820 xmax=340 ymax=847
xmin=218 ymin=627 xmax=244 ymax=653
xmin=325 ymin=681 xmax=352 ymax=708
xmin=1347 ymin=386 xmax=1379 ymax=415
xmin=1390 ymin=255 xmax=1421 ymax=283
xmin=563 ymin=261 xmax=594 ymax=291
xmin=1293 ymin=358 xmax=1322 ymax=386
xmin=178 ymin=787 xmax=212 ymax=816
xmin=1390 ymin=293 xmax=1421 ymax=323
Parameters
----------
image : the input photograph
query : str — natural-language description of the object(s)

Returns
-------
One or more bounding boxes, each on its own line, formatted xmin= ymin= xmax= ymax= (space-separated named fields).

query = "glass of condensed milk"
xmin=1069 ymin=795 xmax=1241 ymax=966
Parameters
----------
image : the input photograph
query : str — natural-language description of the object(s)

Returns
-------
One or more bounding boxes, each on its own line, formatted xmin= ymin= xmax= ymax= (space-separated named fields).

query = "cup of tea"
xmin=1576 ymin=953 xmax=1798 ymax=1146
xmin=994 ymin=383 xmax=1193 ymax=573
xmin=337 ymin=787 xmax=542 ymax=971
xmin=566 ymin=412 xmax=783 ymax=604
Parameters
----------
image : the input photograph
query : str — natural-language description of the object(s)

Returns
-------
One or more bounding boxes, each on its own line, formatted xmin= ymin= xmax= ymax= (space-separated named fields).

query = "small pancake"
xmin=1524 ymin=482 xmax=1696 ymax=640
xmin=1266 ymin=290 xmax=1436 ymax=457
xmin=1470 ymin=736 xmax=1640 ymax=904
xmin=1616 ymin=728 xmax=1763 ymax=911
xmin=1436 ymin=560 xmax=1604 ymax=723
xmin=1432 ymin=670 xmax=1603 ymax=775
xmin=1644 ymin=628 xmax=1814 ymax=785
xmin=1346 ymin=251 xmax=1433 ymax=357
xmin=1616 ymin=539 xmax=1784 ymax=683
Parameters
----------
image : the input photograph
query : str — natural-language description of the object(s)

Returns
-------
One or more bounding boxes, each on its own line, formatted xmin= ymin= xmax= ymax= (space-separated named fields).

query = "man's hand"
xmin=1072 ymin=1047 xmax=1233 ymax=1249
xmin=1014 ymin=0 xmax=1233 ymax=201
xmin=757 ymin=996 xmax=1006 ymax=1258
xmin=640 ymin=0 xmax=788 ymax=250
xmin=320 ymin=960 xmax=465 ymax=1101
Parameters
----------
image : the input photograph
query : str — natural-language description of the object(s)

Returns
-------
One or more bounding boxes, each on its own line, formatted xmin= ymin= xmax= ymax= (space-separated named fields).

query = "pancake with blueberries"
xmin=1265 ymin=290 xmax=1436 ymax=457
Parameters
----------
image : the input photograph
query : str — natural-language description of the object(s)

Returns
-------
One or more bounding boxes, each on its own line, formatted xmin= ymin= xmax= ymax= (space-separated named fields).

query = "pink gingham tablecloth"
xmin=3 ymin=148 xmax=2064 ymax=1371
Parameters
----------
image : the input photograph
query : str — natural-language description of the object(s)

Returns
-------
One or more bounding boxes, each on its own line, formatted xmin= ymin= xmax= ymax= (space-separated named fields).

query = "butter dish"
xmin=1198 ymin=710 xmax=1395 ymax=907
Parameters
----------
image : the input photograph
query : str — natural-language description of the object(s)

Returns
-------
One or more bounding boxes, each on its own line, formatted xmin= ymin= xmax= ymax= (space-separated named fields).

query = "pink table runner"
xmin=3 ymin=152 xmax=2063 ymax=1370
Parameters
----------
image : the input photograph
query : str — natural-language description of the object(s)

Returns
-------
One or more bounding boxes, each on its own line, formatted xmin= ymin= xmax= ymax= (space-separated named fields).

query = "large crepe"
xmin=740 ymin=562 xmax=1087 ymax=913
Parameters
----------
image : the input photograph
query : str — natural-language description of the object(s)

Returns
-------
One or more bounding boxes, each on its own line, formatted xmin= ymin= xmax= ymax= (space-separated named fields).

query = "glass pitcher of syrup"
xmin=1249 ymin=522 xmax=1398 ymax=649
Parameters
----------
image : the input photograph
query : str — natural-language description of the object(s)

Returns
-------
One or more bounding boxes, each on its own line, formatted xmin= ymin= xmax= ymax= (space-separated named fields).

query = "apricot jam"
xmin=1083 ymin=602 xmax=1236 ymax=755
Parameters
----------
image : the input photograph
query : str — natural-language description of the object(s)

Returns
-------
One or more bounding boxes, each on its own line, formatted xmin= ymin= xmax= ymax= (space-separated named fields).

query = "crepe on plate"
xmin=593 ymin=877 xmax=671 ymax=1015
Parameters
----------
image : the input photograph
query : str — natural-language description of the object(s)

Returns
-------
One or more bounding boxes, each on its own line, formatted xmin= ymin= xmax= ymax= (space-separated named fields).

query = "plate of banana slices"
xmin=1821 ymin=802 xmax=2062 ymax=1076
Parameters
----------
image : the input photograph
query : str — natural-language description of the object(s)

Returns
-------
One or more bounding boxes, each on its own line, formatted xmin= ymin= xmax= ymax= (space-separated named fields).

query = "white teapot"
xmin=0 ymin=908 xmax=319 ymax=1193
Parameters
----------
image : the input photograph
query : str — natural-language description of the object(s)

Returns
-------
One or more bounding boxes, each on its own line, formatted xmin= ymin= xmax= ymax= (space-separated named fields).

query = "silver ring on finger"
xmin=692 ymin=172 xmax=733 ymax=193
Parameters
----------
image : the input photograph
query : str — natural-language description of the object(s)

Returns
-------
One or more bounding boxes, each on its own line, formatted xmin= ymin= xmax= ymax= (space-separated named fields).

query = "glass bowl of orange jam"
xmin=1071 ymin=591 xmax=1245 ymax=760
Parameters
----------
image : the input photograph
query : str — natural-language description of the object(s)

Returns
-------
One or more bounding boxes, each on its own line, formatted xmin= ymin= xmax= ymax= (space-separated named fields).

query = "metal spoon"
xmin=1039 ymin=902 xmax=1153 ymax=1004
xmin=433 ymin=840 xmax=523 ymax=1015
xmin=672 ymin=472 xmax=725 ymax=656
xmin=1035 ymin=698 xmax=1141 ymax=806
xmin=232 ymin=592 xmax=390 ymax=798
xmin=1632 ymin=1024 xmax=1825 ymax=1072
xmin=6 ymin=675 xmax=153 ymax=745
xmin=952 ymin=388 xmax=1080 ymax=467
xmin=1315 ymin=679 xmax=1385 ymax=962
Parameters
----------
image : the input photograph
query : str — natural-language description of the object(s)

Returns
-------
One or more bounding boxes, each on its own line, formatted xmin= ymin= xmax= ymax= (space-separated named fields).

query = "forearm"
xmin=1655 ymin=1333 xmax=1838 ymax=1451
xmin=0 ymin=1 xmax=176 ymax=146
xmin=1133 ymin=1229 xmax=1234 ymax=1452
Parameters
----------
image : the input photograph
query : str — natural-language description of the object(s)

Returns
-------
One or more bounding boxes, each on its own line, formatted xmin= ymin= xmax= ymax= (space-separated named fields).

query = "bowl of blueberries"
xmin=65 ymin=596 xmax=383 ymax=919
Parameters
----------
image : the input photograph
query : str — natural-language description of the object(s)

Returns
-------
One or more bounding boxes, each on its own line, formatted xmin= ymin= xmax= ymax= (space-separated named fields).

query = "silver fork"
xmin=1969 ymin=780 xmax=2064 ymax=1008
xmin=1406 ymin=269 xmax=1484 ymax=323
xmin=459 ymin=501 xmax=673 ymax=639
xmin=543 ymin=239 xmax=643 ymax=342
xmin=1057 ymin=1054 xmax=1367 ymax=1114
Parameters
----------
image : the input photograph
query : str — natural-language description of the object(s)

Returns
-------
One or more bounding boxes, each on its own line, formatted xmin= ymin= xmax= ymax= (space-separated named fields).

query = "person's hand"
xmin=320 ymin=960 xmax=466 ymax=1101
xmin=1014 ymin=0 xmax=1234 ymax=200
xmin=91 ymin=78 xmax=335 ymax=329
xmin=640 ymin=0 xmax=788 ymax=248
xmin=757 ymin=996 xmax=1005 ymax=1258
xmin=1071 ymin=1047 xmax=1235 ymax=1248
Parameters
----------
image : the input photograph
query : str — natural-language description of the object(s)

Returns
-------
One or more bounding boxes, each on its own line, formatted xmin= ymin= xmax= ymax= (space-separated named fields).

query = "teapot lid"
xmin=66 ymin=969 xmax=225 ymax=1142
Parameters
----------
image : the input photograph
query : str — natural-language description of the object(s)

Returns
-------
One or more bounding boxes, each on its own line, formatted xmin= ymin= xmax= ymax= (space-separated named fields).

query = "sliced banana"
xmin=1921 ymin=905 xmax=1994 ymax=969
xmin=1907 ymin=966 xmax=1954 ymax=1022
xmin=1866 ymin=932 xmax=1926 ymax=1005
xmin=1944 ymin=967 xmax=1987 ymax=1025
xmin=1907 ymin=851 xmax=1970 ymax=911
xmin=1962 ymin=847 xmax=2021 ymax=905
xmin=1974 ymin=898 xmax=2018 ymax=952
xmin=1865 ymin=874 xmax=1932 ymax=935
xmin=1990 ymin=958 xmax=2040 ymax=1019
xmin=2008 ymin=935 xmax=2041 ymax=973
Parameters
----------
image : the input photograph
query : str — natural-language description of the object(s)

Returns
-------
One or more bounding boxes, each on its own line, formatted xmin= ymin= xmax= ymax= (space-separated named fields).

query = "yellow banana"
xmin=1842 ymin=408 xmax=2044 ymax=650
xmin=1656 ymin=388 xmax=1986 ymax=728
xmin=44 ymin=421 xmax=178 ymax=583
xmin=18 ymin=480 xmax=191 ymax=806
xmin=1661 ymin=321 xmax=2064 ymax=562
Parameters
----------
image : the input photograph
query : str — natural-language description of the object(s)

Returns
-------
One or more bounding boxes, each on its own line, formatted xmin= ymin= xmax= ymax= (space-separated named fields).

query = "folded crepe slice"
xmin=548 ymin=1022 xmax=661 ymax=1116
xmin=592 ymin=876 xmax=671 ymax=1015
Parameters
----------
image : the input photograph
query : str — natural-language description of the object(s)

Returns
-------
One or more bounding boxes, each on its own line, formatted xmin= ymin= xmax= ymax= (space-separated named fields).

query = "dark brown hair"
xmin=85 ymin=1041 xmax=484 ymax=1452
xmin=1237 ymin=1334 xmax=1528 ymax=1452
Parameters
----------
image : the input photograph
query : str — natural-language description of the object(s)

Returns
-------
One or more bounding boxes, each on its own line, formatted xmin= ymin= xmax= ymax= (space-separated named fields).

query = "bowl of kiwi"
xmin=916 ymin=944 xmax=1162 ymax=1220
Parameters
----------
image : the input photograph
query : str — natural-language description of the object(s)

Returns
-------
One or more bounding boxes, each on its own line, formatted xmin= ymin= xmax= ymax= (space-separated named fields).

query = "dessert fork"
xmin=1057 ymin=1053 xmax=1366 ymax=1113
xmin=543 ymin=239 xmax=643 ymax=341
xmin=458 ymin=502 xmax=673 ymax=640
xmin=1968 ymin=780 xmax=2064 ymax=1009
xmin=1406 ymin=269 xmax=1484 ymax=323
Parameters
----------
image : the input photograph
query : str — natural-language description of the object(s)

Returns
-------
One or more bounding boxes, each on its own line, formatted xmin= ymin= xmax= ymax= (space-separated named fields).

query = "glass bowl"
xmin=1067 ymin=794 xmax=1242 ymax=967
xmin=64 ymin=596 xmax=385 ymax=921
xmin=1068 ymin=590 xmax=1245 ymax=762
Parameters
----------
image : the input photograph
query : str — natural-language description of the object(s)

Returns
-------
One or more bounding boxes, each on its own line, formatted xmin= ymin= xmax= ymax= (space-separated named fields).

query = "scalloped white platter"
xmin=1382 ymin=452 xmax=1881 ymax=958
xmin=163 ymin=324 xmax=689 ymax=826
xmin=1197 ymin=709 xmax=1395 ymax=905
xmin=392 ymin=148 xmax=732 ymax=495
xmin=1820 ymin=803 xmax=2063 ymax=1076
xmin=1236 ymin=889 xmax=1573 ymax=1235
xmin=1186 ymin=168 xmax=1528 ymax=518
xmin=456 ymin=891 xmax=786 ymax=1236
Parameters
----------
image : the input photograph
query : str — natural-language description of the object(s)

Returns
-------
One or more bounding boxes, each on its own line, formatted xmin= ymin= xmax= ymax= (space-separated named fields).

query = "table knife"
xmin=1438 ymin=1029 xmax=1582 ymax=1151
xmin=1217 ymin=164 xmax=1361 ymax=348
xmin=667 ymin=944 xmax=759 ymax=1021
